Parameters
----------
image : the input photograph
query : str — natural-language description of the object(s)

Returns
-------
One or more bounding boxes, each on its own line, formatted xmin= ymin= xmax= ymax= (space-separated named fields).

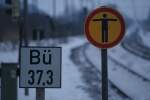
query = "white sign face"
xmin=20 ymin=47 xmax=61 ymax=88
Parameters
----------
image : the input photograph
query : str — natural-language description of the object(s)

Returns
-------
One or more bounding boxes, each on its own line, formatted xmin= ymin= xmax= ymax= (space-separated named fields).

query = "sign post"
xmin=36 ymin=88 xmax=45 ymax=100
xmin=84 ymin=6 xmax=125 ymax=100
xmin=101 ymin=49 xmax=108 ymax=100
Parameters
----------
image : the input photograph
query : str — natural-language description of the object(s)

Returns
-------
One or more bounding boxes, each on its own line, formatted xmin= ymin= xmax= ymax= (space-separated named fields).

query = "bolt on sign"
xmin=85 ymin=6 xmax=125 ymax=48
xmin=20 ymin=47 xmax=62 ymax=88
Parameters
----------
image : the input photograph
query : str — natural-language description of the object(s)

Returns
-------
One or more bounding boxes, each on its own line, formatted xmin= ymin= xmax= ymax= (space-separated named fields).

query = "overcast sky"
xmin=31 ymin=0 xmax=83 ymax=16
xmin=31 ymin=0 xmax=150 ymax=20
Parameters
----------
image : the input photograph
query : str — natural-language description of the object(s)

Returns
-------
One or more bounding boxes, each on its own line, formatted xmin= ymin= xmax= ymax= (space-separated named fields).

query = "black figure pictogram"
xmin=93 ymin=14 xmax=117 ymax=43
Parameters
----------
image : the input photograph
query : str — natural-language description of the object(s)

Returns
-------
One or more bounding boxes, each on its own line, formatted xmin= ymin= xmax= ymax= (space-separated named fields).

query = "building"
xmin=0 ymin=4 xmax=54 ymax=42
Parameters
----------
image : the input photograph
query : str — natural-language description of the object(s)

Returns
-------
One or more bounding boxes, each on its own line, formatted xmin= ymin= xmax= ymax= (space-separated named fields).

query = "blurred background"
xmin=0 ymin=0 xmax=150 ymax=43
xmin=0 ymin=0 xmax=150 ymax=100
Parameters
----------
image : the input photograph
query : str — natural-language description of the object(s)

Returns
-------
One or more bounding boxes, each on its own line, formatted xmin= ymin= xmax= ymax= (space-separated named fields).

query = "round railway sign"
xmin=84 ymin=6 xmax=125 ymax=48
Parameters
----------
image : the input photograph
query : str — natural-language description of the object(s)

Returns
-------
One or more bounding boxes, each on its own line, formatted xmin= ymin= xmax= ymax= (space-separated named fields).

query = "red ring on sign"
xmin=84 ymin=6 xmax=125 ymax=48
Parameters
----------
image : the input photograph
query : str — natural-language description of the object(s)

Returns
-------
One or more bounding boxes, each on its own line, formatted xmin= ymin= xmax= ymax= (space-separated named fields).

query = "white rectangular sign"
xmin=20 ymin=47 xmax=61 ymax=88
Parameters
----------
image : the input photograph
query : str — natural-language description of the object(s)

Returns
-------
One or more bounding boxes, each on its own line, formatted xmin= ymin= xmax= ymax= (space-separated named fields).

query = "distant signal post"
xmin=84 ymin=6 xmax=125 ymax=100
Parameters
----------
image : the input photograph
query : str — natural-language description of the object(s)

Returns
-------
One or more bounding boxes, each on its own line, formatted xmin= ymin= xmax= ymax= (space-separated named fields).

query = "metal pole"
xmin=18 ymin=0 xmax=27 ymax=97
xmin=101 ymin=49 xmax=108 ymax=100
xmin=53 ymin=0 xmax=56 ymax=18
xmin=23 ymin=0 xmax=29 ymax=96
xmin=65 ymin=0 xmax=70 ymax=36
xmin=36 ymin=88 xmax=45 ymax=100
xmin=70 ymin=0 xmax=74 ymax=36
xmin=18 ymin=15 xmax=23 ymax=67
xmin=52 ymin=0 xmax=56 ymax=35
xmin=23 ymin=0 xmax=28 ymax=46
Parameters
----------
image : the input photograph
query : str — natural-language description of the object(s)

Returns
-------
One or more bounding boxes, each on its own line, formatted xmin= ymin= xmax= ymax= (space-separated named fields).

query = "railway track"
xmin=70 ymin=43 xmax=131 ymax=100
xmin=121 ymin=33 xmax=150 ymax=60
xmin=84 ymin=43 xmax=150 ymax=100
xmin=108 ymin=55 xmax=150 ymax=83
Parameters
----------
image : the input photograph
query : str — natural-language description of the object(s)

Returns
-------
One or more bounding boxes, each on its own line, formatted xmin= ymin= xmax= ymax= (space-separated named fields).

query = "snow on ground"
xmin=85 ymin=44 xmax=150 ymax=100
xmin=44 ymin=37 xmax=91 ymax=100
xmin=0 ymin=36 xmax=92 ymax=100
xmin=82 ymin=45 xmax=129 ymax=100
xmin=109 ymin=44 xmax=150 ymax=81
xmin=140 ymin=31 xmax=150 ymax=48
xmin=0 ymin=51 xmax=18 ymax=63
